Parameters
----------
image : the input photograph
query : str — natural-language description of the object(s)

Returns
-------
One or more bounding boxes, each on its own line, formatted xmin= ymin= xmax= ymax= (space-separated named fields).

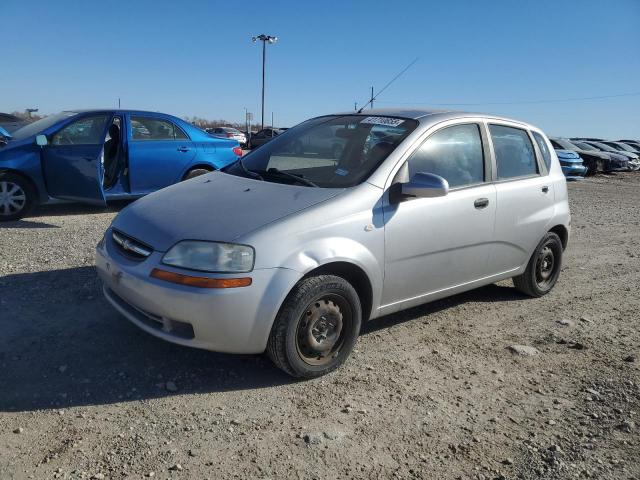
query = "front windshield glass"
xmin=572 ymin=141 xmax=596 ymax=151
xmin=224 ymin=115 xmax=417 ymax=188
xmin=10 ymin=112 xmax=77 ymax=141
xmin=612 ymin=142 xmax=634 ymax=152
xmin=590 ymin=142 xmax=615 ymax=152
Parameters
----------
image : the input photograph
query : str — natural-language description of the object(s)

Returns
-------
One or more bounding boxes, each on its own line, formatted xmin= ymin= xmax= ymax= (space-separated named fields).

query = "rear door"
xmin=41 ymin=114 xmax=110 ymax=205
xmin=126 ymin=115 xmax=196 ymax=194
xmin=488 ymin=123 xmax=554 ymax=273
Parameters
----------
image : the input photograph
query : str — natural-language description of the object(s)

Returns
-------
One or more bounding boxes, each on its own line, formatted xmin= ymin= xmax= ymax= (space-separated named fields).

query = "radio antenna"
xmin=357 ymin=57 xmax=419 ymax=113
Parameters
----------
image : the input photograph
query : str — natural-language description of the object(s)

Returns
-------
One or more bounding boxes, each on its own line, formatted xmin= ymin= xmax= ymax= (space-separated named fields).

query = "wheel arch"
xmin=300 ymin=261 xmax=374 ymax=322
xmin=0 ymin=168 xmax=43 ymax=204
xmin=181 ymin=163 xmax=214 ymax=180
xmin=549 ymin=224 xmax=569 ymax=250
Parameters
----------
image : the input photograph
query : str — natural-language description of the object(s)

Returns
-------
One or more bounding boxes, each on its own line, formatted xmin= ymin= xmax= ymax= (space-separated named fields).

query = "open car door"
xmin=41 ymin=113 xmax=109 ymax=205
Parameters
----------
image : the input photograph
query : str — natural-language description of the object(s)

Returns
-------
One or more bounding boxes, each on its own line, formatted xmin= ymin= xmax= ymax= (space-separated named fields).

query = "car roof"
xmin=62 ymin=108 xmax=184 ymax=117
xmin=330 ymin=107 xmax=535 ymax=128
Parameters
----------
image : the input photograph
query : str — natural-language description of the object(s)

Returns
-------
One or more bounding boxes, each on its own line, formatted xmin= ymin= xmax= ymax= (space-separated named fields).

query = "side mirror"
xmin=35 ymin=134 xmax=48 ymax=146
xmin=399 ymin=172 xmax=449 ymax=200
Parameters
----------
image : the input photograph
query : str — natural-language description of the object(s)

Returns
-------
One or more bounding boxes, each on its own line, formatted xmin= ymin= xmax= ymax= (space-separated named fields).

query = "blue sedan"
xmin=0 ymin=109 xmax=241 ymax=220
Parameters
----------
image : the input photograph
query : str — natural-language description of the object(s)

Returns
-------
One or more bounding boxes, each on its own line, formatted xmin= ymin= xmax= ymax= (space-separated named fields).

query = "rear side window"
xmin=131 ymin=116 xmax=189 ymax=141
xmin=490 ymin=125 xmax=538 ymax=179
xmin=532 ymin=131 xmax=552 ymax=171
xmin=406 ymin=123 xmax=484 ymax=188
xmin=51 ymin=115 xmax=109 ymax=145
xmin=174 ymin=124 xmax=189 ymax=140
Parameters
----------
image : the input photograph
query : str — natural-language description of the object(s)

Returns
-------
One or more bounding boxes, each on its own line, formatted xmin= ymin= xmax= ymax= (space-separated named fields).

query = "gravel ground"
xmin=0 ymin=174 xmax=638 ymax=480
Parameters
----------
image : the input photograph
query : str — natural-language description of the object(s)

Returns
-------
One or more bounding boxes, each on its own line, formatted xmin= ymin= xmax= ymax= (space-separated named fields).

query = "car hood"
xmin=0 ymin=135 xmax=35 ymax=153
xmin=111 ymin=171 xmax=345 ymax=252
xmin=556 ymin=150 xmax=583 ymax=164
xmin=614 ymin=151 xmax=639 ymax=160
xmin=604 ymin=151 xmax=630 ymax=161
xmin=555 ymin=149 xmax=580 ymax=160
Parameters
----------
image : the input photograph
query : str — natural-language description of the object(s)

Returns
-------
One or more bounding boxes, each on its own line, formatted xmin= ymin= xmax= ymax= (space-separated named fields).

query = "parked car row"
xmin=206 ymin=127 xmax=247 ymax=147
xmin=548 ymin=137 xmax=640 ymax=180
xmin=204 ymin=126 xmax=287 ymax=150
xmin=0 ymin=109 xmax=242 ymax=220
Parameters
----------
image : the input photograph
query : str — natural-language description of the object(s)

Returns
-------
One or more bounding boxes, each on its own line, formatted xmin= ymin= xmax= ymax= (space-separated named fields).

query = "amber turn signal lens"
xmin=150 ymin=268 xmax=252 ymax=288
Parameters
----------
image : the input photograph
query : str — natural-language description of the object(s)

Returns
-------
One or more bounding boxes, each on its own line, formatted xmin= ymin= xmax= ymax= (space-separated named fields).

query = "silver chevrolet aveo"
xmin=96 ymin=109 xmax=570 ymax=378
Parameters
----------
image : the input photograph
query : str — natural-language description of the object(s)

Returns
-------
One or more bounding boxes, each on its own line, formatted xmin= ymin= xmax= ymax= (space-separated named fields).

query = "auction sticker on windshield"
xmin=360 ymin=116 xmax=405 ymax=127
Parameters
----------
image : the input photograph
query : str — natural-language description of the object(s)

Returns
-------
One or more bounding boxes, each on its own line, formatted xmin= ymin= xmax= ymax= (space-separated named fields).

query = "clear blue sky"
xmin=3 ymin=0 xmax=639 ymax=137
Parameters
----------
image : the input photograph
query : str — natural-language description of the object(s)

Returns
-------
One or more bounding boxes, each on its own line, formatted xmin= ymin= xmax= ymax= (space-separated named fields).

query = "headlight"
xmin=162 ymin=241 xmax=254 ymax=273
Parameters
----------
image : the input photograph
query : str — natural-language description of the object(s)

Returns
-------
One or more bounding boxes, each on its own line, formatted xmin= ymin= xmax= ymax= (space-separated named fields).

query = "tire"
xmin=0 ymin=172 xmax=36 ymax=221
xmin=513 ymin=232 xmax=563 ymax=297
xmin=183 ymin=167 xmax=212 ymax=181
xmin=266 ymin=275 xmax=362 ymax=378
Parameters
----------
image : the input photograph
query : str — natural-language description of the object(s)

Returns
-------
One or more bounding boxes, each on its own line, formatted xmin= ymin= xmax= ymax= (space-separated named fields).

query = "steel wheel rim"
xmin=0 ymin=181 xmax=26 ymax=216
xmin=535 ymin=244 xmax=556 ymax=288
xmin=295 ymin=293 xmax=352 ymax=366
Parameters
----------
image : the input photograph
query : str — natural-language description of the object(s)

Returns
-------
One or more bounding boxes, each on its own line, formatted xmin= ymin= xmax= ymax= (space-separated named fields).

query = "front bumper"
xmin=96 ymin=230 xmax=301 ymax=354
xmin=561 ymin=163 xmax=587 ymax=179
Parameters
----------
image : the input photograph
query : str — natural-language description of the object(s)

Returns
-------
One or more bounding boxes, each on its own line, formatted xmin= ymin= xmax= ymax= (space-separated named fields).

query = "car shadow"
xmin=1 ymin=266 xmax=525 ymax=413
xmin=361 ymin=283 xmax=526 ymax=335
xmin=0 ymin=219 xmax=59 ymax=229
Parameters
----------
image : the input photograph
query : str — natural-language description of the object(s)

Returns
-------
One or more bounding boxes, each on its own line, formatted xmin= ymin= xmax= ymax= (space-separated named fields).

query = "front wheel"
xmin=0 ymin=173 xmax=35 ymax=221
xmin=513 ymin=232 xmax=563 ymax=297
xmin=267 ymin=275 xmax=362 ymax=378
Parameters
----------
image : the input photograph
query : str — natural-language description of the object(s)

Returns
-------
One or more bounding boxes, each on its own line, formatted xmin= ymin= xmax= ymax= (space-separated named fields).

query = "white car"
xmin=207 ymin=127 xmax=246 ymax=146
xmin=98 ymin=109 xmax=570 ymax=378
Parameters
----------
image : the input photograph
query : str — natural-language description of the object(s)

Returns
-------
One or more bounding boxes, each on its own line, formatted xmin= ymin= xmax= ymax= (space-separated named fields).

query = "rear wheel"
xmin=513 ymin=232 xmax=563 ymax=297
xmin=183 ymin=167 xmax=212 ymax=181
xmin=0 ymin=172 xmax=35 ymax=221
xmin=267 ymin=275 xmax=361 ymax=378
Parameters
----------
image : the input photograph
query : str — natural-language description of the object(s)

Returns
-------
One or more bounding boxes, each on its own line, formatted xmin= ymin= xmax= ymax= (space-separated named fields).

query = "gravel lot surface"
xmin=1 ymin=174 xmax=638 ymax=479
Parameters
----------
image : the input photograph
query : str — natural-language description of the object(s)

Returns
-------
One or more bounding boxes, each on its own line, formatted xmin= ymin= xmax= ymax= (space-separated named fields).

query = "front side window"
xmin=131 ymin=117 xmax=188 ymax=141
xmin=51 ymin=115 xmax=109 ymax=145
xmin=490 ymin=124 xmax=538 ymax=179
xmin=532 ymin=131 xmax=552 ymax=171
xmin=224 ymin=115 xmax=417 ymax=188
xmin=405 ymin=124 xmax=485 ymax=188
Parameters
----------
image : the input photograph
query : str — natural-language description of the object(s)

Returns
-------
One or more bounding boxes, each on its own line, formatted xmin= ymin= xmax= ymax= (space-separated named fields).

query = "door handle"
xmin=474 ymin=198 xmax=489 ymax=209
xmin=177 ymin=146 xmax=190 ymax=152
xmin=542 ymin=185 xmax=549 ymax=193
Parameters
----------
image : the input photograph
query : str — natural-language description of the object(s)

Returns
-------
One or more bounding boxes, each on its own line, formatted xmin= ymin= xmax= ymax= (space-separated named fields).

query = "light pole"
xmin=252 ymin=34 xmax=277 ymax=129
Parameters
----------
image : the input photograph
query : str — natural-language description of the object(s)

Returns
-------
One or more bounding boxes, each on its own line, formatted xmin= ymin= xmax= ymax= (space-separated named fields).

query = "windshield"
xmin=224 ymin=115 xmax=417 ymax=188
xmin=590 ymin=142 xmax=615 ymax=152
xmin=612 ymin=142 xmax=635 ymax=152
xmin=572 ymin=141 xmax=596 ymax=151
xmin=10 ymin=112 xmax=77 ymax=141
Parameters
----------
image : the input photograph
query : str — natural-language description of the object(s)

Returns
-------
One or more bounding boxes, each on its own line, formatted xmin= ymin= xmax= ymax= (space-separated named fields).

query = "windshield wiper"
xmin=237 ymin=157 xmax=263 ymax=180
xmin=266 ymin=168 xmax=319 ymax=187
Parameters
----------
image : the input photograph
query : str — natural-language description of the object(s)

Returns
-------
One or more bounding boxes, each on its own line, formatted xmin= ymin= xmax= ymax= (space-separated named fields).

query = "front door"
xmin=41 ymin=114 xmax=110 ymax=205
xmin=382 ymin=122 xmax=496 ymax=307
xmin=127 ymin=115 xmax=196 ymax=194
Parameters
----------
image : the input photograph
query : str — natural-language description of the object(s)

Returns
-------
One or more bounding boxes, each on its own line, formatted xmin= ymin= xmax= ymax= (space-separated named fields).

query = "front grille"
xmin=112 ymin=229 xmax=153 ymax=259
